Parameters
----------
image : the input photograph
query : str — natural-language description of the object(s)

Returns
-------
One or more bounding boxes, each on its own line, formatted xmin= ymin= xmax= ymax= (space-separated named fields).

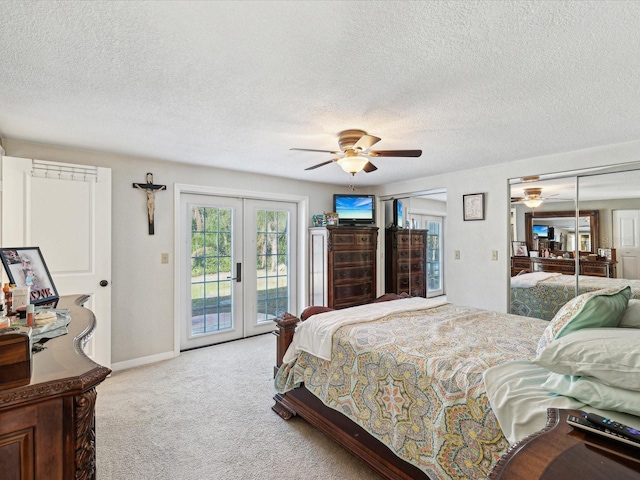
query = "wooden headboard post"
xmin=273 ymin=312 xmax=299 ymax=376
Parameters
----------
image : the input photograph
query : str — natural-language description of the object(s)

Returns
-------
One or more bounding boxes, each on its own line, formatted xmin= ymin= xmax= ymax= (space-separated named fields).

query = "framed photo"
xmin=463 ymin=193 xmax=485 ymax=221
xmin=512 ymin=241 xmax=529 ymax=257
xmin=0 ymin=247 xmax=59 ymax=305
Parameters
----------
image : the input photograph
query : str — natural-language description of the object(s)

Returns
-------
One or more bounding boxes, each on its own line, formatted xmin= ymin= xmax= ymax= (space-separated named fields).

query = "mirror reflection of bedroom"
xmin=510 ymin=162 xmax=640 ymax=320
xmin=382 ymin=189 xmax=447 ymax=299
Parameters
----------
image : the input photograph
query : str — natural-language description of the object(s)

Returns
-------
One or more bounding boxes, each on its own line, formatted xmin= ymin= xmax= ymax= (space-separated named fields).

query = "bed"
xmin=510 ymin=272 xmax=640 ymax=320
xmin=273 ymin=290 xmax=640 ymax=480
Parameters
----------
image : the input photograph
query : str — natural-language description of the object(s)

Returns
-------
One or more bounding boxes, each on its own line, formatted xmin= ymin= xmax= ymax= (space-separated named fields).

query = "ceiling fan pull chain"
xmin=349 ymin=173 xmax=355 ymax=191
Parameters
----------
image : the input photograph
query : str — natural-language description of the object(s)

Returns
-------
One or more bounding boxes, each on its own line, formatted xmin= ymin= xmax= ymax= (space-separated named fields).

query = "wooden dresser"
xmin=308 ymin=226 xmax=378 ymax=309
xmin=385 ymin=227 xmax=428 ymax=297
xmin=511 ymin=256 xmax=617 ymax=278
xmin=0 ymin=295 xmax=111 ymax=480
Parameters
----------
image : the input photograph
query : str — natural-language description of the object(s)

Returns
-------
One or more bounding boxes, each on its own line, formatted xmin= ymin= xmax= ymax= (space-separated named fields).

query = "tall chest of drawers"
xmin=309 ymin=226 xmax=379 ymax=309
xmin=385 ymin=227 xmax=428 ymax=297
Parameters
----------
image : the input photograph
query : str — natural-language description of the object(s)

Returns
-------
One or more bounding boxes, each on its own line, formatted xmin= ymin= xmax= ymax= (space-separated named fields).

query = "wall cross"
xmin=132 ymin=172 xmax=166 ymax=235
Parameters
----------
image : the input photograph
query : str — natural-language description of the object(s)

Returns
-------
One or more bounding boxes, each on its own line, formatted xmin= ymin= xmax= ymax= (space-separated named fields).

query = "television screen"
xmin=395 ymin=199 xmax=404 ymax=228
xmin=532 ymin=225 xmax=548 ymax=237
xmin=333 ymin=194 xmax=376 ymax=226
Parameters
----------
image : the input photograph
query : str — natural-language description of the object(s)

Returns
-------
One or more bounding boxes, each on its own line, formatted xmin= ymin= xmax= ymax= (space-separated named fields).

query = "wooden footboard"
xmin=271 ymin=293 xmax=430 ymax=480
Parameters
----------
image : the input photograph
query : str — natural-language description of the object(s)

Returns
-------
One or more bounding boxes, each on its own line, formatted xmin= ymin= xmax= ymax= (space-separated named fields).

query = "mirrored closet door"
xmin=509 ymin=162 xmax=640 ymax=321
xmin=382 ymin=190 xmax=446 ymax=298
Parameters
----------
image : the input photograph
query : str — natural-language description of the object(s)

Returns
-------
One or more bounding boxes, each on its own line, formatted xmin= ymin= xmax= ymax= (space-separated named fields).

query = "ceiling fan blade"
xmin=291 ymin=148 xmax=341 ymax=154
xmin=353 ymin=134 xmax=381 ymax=151
xmin=363 ymin=162 xmax=377 ymax=173
xmin=368 ymin=149 xmax=422 ymax=157
xmin=304 ymin=159 xmax=338 ymax=171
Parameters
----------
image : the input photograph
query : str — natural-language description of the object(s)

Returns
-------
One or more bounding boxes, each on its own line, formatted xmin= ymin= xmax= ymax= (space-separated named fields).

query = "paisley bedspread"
xmin=275 ymin=303 xmax=546 ymax=480
xmin=510 ymin=274 xmax=640 ymax=320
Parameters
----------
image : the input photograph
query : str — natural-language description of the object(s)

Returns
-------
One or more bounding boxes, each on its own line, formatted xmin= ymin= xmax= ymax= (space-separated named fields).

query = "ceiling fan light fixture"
xmin=337 ymin=154 xmax=369 ymax=174
xmin=524 ymin=198 xmax=543 ymax=208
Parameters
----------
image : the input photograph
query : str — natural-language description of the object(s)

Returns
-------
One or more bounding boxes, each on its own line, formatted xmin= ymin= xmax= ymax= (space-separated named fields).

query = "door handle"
xmin=99 ymin=280 xmax=109 ymax=287
xmin=226 ymin=263 xmax=242 ymax=282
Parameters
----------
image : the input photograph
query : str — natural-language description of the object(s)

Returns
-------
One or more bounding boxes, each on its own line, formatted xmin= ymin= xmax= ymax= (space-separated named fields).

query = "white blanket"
xmin=282 ymin=297 xmax=448 ymax=363
xmin=483 ymin=360 xmax=640 ymax=445
xmin=510 ymin=271 xmax=561 ymax=288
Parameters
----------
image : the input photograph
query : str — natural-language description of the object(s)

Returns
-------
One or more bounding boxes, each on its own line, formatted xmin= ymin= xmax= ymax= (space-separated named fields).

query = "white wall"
xmin=3 ymin=139 xmax=351 ymax=367
xmin=5 ymin=138 xmax=640 ymax=367
xmin=375 ymin=139 xmax=640 ymax=312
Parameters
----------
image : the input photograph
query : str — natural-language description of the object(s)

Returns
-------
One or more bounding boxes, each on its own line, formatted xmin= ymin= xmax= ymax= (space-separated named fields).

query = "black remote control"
xmin=585 ymin=412 xmax=640 ymax=442
xmin=566 ymin=413 xmax=640 ymax=449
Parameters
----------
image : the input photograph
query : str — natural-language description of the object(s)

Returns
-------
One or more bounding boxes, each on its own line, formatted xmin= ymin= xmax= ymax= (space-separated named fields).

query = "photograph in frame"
xmin=512 ymin=241 xmax=529 ymax=257
xmin=0 ymin=247 xmax=59 ymax=305
xmin=463 ymin=193 xmax=485 ymax=221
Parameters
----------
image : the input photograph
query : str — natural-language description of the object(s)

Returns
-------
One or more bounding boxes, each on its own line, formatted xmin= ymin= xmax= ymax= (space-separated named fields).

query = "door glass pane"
xmin=427 ymin=220 xmax=442 ymax=292
xmin=191 ymin=206 xmax=233 ymax=335
xmin=256 ymin=209 xmax=289 ymax=323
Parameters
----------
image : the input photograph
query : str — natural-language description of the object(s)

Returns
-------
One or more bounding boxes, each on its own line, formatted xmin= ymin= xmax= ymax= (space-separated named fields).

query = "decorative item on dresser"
xmin=0 ymin=295 xmax=111 ymax=480
xmin=308 ymin=226 xmax=378 ymax=309
xmin=385 ymin=227 xmax=428 ymax=297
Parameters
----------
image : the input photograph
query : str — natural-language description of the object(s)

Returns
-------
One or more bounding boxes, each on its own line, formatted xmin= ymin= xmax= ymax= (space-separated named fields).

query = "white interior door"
xmin=179 ymin=194 xmax=297 ymax=350
xmin=1 ymin=157 xmax=112 ymax=368
xmin=613 ymin=209 xmax=640 ymax=280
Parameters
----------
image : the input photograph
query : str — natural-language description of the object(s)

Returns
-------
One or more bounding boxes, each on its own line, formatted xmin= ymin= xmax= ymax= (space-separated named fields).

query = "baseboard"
xmin=111 ymin=350 xmax=176 ymax=372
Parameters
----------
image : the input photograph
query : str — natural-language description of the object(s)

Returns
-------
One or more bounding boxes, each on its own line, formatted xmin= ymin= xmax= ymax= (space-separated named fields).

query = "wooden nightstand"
xmin=489 ymin=408 xmax=640 ymax=479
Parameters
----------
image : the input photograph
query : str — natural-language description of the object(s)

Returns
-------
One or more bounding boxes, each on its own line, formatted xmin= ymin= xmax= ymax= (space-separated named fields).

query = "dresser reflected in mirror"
xmin=509 ymin=164 xmax=640 ymax=321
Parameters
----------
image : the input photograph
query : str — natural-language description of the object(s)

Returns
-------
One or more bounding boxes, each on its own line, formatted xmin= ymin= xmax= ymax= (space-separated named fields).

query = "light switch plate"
xmin=161 ymin=253 xmax=169 ymax=264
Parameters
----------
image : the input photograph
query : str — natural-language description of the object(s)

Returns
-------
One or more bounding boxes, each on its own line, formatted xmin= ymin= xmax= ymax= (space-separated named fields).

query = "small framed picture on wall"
xmin=463 ymin=193 xmax=485 ymax=221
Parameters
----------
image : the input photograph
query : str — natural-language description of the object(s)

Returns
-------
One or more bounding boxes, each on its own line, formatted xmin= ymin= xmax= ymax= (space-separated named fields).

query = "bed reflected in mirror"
xmin=509 ymin=163 xmax=640 ymax=321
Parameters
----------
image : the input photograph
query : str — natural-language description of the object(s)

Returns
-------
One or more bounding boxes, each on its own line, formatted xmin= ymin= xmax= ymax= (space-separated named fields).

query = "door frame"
xmin=173 ymin=184 xmax=308 ymax=356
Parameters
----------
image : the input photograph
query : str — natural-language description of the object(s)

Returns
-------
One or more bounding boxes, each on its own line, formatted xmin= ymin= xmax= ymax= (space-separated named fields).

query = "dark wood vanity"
xmin=513 ymin=208 xmax=616 ymax=277
xmin=511 ymin=256 xmax=617 ymax=277
xmin=0 ymin=295 xmax=111 ymax=480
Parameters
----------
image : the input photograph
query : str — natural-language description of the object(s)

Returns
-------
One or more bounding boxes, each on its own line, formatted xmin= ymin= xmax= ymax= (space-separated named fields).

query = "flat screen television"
xmin=532 ymin=225 xmax=548 ymax=237
xmin=394 ymin=199 xmax=404 ymax=228
xmin=333 ymin=194 xmax=376 ymax=226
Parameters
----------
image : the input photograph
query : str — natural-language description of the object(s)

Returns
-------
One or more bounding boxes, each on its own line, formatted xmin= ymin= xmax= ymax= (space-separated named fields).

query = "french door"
xmin=423 ymin=216 xmax=444 ymax=298
xmin=179 ymin=194 xmax=297 ymax=350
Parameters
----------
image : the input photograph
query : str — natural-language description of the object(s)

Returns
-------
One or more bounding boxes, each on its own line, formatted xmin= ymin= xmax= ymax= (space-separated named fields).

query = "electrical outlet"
xmin=161 ymin=253 xmax=169 ymax=264
xmin=454 ymin=250 xmax=460 ymax=260
xmin=491 ymin=250 xmax=498 ymax=261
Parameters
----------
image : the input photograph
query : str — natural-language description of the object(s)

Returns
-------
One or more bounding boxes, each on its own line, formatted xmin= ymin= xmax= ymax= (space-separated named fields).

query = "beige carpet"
xmin=96 ymin=333 xmax=381 ymax=479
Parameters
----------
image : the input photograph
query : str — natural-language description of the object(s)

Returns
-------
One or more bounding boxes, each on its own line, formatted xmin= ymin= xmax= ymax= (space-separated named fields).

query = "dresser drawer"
xmin=397 ymin=249 xmax=424 ymax=261
xmin=330 ymin=231 xmax=377 ymax=250
xmin=332 ymin=282 xmax=375 ymax=307
xmin=396 ymin=274 xmax=425 ymax=294
xmin=332 ymin=250 xmax=375 ymax=266
xmin=395 ymin=233 xmax=426 ymax=248
xmin=581 ymin=264 xmax=609 ymax=277
xmin=397 ymin=261 xmax=425 ymax=274
xmin=333 ymin=265 xmax=374 ymax=284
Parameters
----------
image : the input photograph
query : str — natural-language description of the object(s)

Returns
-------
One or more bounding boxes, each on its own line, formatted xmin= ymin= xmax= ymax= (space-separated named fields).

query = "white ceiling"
xmin=2 ymin=1 xmax=640 ymax=187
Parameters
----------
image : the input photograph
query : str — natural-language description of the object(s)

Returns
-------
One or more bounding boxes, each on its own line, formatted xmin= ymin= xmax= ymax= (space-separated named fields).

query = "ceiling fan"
xmin=290 ymin=129 xmax=422 ymax=178
xmin=511 ymin=187 xmax=558 ymax=208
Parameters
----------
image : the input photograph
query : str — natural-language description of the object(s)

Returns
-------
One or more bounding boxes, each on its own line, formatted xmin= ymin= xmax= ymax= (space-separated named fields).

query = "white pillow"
xmin=541 ymin=372 xmax=640 ymax=417
xmin=620 ymin=299 xmax=640 ymax=328
xmin=532 ymin=328 xmax=640 ymax=391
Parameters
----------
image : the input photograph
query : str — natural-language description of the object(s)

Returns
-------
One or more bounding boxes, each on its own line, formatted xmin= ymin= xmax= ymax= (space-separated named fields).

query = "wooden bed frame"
xmin=271 ymin=294 xmax=431 ymax=480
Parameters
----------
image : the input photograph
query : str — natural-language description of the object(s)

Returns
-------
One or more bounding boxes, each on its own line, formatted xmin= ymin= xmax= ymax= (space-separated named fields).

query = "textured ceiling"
xmin=1 ymin=1 xmax=640 ymax=187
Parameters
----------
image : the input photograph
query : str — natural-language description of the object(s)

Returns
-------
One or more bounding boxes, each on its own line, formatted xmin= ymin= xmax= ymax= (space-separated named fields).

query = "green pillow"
xmin=536 ymin=286 xmax=631 ymax=355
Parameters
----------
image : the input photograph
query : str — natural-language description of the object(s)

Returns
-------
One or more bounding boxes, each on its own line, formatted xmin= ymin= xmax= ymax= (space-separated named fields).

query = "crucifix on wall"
xmin=133 ymin=172 xmax=166 ymax=235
